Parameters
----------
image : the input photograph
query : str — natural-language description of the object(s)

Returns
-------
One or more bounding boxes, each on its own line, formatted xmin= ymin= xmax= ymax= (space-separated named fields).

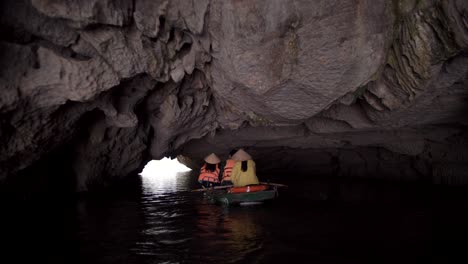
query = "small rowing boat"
xmin=201 ymin=183 xmax=284 ymax=205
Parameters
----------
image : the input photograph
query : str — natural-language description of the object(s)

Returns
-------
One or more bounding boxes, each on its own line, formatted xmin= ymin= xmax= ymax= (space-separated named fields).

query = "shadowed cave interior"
xmin=2 ymin=2 xmax=468 ymax=264
xmin=0 ymin=0 xmax=467 ymax=200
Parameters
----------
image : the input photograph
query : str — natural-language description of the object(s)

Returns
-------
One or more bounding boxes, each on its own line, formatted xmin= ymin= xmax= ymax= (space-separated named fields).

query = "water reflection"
xmin=2 ymin=171 xmax=468 ymax=264
xmin=141 ymin=171 xmax=192 ymax=194
xmin=133 ymin=170 xmax=194 ymax=263
xmin=135 ymin=168 xmax=267 ymax=263
xmin=191 ymin=202 xmax=265 ymax=263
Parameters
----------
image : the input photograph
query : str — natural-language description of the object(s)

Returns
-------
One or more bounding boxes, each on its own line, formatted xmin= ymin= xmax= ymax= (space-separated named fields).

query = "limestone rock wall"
xmin=0 ymin=0 xmax=467 ymax=193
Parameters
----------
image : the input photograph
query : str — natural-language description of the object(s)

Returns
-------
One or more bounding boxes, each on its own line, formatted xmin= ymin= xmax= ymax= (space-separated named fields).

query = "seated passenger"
xmin=198 ymin=153 xmax=221 ymax=188
xmin=219 ymin=149 xmax=238 ymax=186
xmin=230 ymin=149 xmax=259 ymax=187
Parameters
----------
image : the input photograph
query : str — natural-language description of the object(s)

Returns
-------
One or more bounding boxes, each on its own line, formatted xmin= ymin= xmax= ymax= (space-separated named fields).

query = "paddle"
xmin=259 ymin=182 xmax=288 ymax=188
xmin=191 ymin=185 xmax=233 ymax=192
xmin=191 ymin=186 xmax=233 ymax=192
xmin=192 ymin=182 xmax=288 ymax=192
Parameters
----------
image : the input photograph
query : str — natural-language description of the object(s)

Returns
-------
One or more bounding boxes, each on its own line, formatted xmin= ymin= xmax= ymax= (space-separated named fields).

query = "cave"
xmin=1 ymin=0 xmax=468 ymax=263
xmin=1 ymin=0 xmax=467 ymax=197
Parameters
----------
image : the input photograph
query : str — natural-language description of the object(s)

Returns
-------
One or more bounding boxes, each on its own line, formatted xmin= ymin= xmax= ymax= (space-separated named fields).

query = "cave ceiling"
xmin=0 ymin=0 xmax=467 ymax=190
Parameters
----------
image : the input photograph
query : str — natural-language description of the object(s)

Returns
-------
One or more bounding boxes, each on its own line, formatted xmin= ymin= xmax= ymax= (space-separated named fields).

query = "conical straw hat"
xmin=204 ymin=153 xmax=220 ymax=164
xmin=231 ymin=149 xmax=252 ymax=161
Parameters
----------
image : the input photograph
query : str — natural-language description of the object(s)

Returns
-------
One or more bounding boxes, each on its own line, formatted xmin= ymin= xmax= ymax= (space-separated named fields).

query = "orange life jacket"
xmin=222 ymin=159 xmax=237 ymax=182
xmin=198 ymin=164 xmax=220 ymax=183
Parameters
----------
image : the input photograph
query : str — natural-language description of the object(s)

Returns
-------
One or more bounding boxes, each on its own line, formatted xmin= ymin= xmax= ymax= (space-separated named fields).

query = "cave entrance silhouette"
xmin=140 ymin=158 xmax=191 ymax=177
xmin=139 ymin=158 xmax=192 ymax=194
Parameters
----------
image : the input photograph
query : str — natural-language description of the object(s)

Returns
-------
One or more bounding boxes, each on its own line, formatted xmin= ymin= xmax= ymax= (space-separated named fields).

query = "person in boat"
xmin=219 ymin=149 xmax=238 ymax=186
xmin=230 ymin=149 xmax=259 ymax=187
xmin=198 ymin=153 xmax=221 ymax=188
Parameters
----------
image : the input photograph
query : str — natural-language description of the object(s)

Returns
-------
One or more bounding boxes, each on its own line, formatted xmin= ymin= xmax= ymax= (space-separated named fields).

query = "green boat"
xmin=205 ymin=185 xmax=279 ymax=205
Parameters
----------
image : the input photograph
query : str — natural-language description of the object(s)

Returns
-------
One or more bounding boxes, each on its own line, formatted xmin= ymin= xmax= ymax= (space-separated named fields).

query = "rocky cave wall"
xmin=0 ymin=0 xmax=467 ymax=195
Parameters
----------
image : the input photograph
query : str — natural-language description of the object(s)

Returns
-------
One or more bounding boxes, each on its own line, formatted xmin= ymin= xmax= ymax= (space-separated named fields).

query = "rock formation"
xmin=0 ymin=0 xmax=467 ymax=195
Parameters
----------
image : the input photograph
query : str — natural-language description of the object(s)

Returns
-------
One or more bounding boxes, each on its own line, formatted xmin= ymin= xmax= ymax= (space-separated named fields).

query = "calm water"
xmin=2 ymin=171 xmax=468 ymax=264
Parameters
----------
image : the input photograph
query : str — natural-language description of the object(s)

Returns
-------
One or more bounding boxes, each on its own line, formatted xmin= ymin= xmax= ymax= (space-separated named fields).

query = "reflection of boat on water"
xmin=205 ymin=184 xmax=279 ymax=206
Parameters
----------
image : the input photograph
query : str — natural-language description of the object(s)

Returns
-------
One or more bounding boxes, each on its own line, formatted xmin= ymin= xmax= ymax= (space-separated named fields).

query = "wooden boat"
xmin=205 ymin=184 xmax=279 ymax=205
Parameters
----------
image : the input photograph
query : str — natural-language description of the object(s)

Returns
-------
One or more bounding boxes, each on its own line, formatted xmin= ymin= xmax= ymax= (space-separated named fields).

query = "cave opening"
xmin=139 ymin=157 xmax=192 ymax=194
xmin=140 ymin=157 xmax=192 ymax=178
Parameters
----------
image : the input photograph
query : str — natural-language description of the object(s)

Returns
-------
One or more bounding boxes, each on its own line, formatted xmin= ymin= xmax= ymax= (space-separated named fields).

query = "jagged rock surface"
xmin=0 ymin=0 xmax=467 ymax=195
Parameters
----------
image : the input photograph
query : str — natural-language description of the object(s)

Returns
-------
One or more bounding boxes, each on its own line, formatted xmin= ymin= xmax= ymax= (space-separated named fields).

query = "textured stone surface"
xmin=209 ymin=0 xmax=391 ymax=122
xmin=31 ymin=0 xmax=133 ymax=28
xmin=0 ymin=0 xmax=467 ymax=195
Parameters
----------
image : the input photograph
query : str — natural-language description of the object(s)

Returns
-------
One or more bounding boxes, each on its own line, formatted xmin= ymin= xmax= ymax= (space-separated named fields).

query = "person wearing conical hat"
xmin=219 ymin=149 xmax=238 ymax=186
xmin=198 ymin=153 xmax=221 ymax=188
xmin=230 ymin=149 xmax=259 ymax=187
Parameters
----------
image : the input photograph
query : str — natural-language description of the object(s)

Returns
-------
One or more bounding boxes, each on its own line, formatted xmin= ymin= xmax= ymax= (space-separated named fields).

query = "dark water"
xmin=2 ymin=171 xmax=468 ymax=264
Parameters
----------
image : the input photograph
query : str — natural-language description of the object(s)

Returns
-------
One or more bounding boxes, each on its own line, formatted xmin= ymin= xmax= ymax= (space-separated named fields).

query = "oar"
xmin=260 ymin=182 xmax=288 ymax=188
xmin=192 ymin=182 xmax=287 ymax=192
xmin=191 ymin=185 xmax=233 ymax=192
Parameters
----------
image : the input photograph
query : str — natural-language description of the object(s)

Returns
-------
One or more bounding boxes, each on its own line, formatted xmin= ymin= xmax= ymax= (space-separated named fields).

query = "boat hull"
xmin=206 ymin=187 xmax=278 ymax=205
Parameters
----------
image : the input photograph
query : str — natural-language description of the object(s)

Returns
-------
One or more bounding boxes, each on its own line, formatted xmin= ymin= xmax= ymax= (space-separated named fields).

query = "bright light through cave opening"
xmin=139 ymin=157 xmax=192 ymax=194
xmin=140 ymin=157 xmax=191 ymax=178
